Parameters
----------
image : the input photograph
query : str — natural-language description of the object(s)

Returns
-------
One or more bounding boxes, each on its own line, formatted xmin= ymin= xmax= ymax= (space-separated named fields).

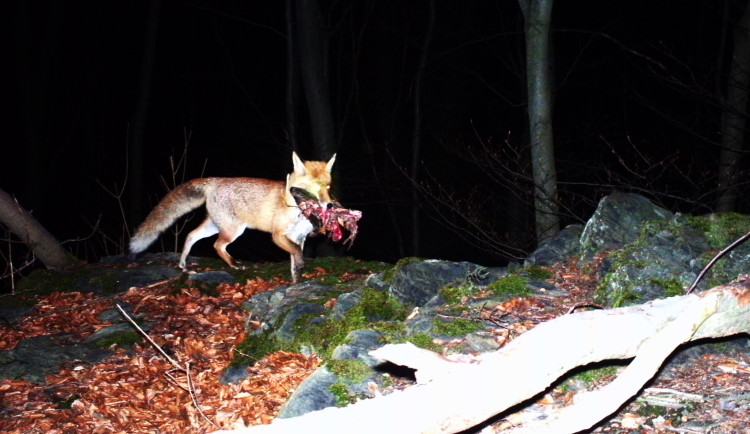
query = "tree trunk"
xmin=519 ymin=0 xmax=559 ymax=244
xmin=15 ymin=0 xmax=64 ymax=214
xmin=716 ymin=0 xmax=750 ymax=212
xmin=295 ymin=0 xmax=336 ymax=160
xmin=410 ymin=0 xmax=436 ymax=257
xmin=128 ymin=0 xmax=162 ymax=228
xmin=0 ymin=188 xmax=79 ymax=270
xmin=286 ymin=0 xmax=301 ymax=154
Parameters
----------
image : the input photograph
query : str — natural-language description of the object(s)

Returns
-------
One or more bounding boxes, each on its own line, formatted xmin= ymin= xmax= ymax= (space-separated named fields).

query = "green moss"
xmin=17 ymin=266 xmax=123 ymax=298
xmin=17 ymin=269 xmax=68 ymax=295
xmin=576 ymin=365 xmax=619 ymax=385
xmin=193 ymin=256 xmax=234 ymax=270
xmin=394 ymin=257 xmax=426 ymax=268
xmin=487 ymin=275 xmax=531 ymax=296
xmin=235 ymin=285 xmax=408 ymax=365
xmin=686 ymin=213 xmax=750 ymax=249
xmin=192 ymin=257 xmax=291 ymax=282
xmin=211 ymin=257 xmax=391 ymax=284
xmin=597 ymin=273 xmax=642 ymax=307
xmin=640 ymin=219 xmax=671 ymax=238
xmin=439 ymin=283 xmax=477 ymax=306
xmin=326 ymin=360 xmax=372 ymax=384
xmin=86 ymin=273 xmax=122 ymax=294
xmin=612 ymin=289 xmax=641 ymax=307
xmin=233 ymin=329 xmax=287 ymax=365
xmin=94 ymin=331 xmax=143 ymax=348
xmin=294 ymin=287 xmax=407 ymax=359
xmin=325 ymin=360 xmax=374 ymax=407
xmin=649 ymin=278 xmax=685 ymax=296
xmin=370 ymin=321 xmax=408 ymax=343
xmin=310 ymin=257 xmax=392 ymax=277
xmin=523 ymin=266 xmax=553 ymax=280
xmin=432 ymin=318 xmax=483 ymax=336
xmin=608 ymin=246 xmax=648 ymax=269
xmin=370 ymin=321 xmax=406 ymax=335
xmin=635 ymin=403 xmax=668 ymax=417
xmin=314 ymin=273 xmax=345 ymax=286
xmin=438 ymin=305 xmax=470 ymax=316
xmin=328 ymin=383 xmax=357 ymax=406
xmin=559 ymin=364 xmax=621 ymax=393
xmin=381 ymin=257 xmax=425 ymax=283
xmin=408 ymin=333 xmax=444 ymax=353
xmin=357 ymin=287 xmax=409 ymax=321
xmin=294 ymin=316 xmax=359 ymax=359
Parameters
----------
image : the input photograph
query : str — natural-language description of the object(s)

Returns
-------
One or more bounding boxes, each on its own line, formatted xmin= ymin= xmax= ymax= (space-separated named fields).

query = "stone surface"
xmin=525 ymin=224 xmax=583 ymax=267
xmin=5 ymin=193 xmax=750 ymax=419
xmin=579 ymin=192 xmax=673 ymax=262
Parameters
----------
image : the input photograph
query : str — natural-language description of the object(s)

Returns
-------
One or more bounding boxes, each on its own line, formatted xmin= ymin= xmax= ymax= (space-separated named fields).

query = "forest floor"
xmin=0 ymin=259 xmax=748 ymax=433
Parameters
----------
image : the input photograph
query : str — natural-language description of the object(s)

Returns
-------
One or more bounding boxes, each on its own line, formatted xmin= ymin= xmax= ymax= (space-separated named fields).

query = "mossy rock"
xmin=487 ymin=275 xmax=531 ymax=297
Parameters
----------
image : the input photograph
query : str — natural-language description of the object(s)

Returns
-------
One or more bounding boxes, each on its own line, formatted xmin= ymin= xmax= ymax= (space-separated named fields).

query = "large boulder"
xmin=525 ymin=224 xmax=583 ymax=267
xmin=580 ymin=192 xmax=673 ymax=262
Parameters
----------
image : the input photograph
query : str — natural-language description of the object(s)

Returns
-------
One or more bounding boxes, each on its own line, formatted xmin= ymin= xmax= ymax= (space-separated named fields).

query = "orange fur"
xmin=129 ymin=152 xmax=335 ymax=282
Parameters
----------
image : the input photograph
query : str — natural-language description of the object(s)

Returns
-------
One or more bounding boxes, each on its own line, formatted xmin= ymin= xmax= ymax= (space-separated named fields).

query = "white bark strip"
xmin=214 ymin=277 xmax=750 ymax=434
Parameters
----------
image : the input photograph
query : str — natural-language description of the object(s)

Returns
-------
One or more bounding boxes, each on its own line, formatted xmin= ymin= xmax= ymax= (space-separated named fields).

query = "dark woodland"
xmin=4 ymin=0 xmax=750 ymax=278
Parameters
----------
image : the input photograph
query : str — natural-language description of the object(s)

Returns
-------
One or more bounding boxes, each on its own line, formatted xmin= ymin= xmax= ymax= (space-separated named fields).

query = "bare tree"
xmin=0 ymin=188 xmax=79 ymax=270
xmin=518 ymin=0 xmax=559 ymax=244
xmin=717 ymin=0 xmax=750 ymax=212
xmin=14 ymin=1 xmax=64 ymax=214
xmin=128 ymin=0 xmax=162 ymax=227
xmin=286 ymin=0 xmax=302 ymax=153
xmin=410 ymin=0 xmax=436 ymax=257
xmin=294 ymin=0 xmax=337 ymax=160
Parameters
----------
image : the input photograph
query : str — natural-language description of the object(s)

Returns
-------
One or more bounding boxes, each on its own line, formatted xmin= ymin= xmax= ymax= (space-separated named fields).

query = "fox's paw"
xmin=179 ymin=262 xmax=196 ymax=273
xmin=230 ymin=261 xmax=247 ymax=271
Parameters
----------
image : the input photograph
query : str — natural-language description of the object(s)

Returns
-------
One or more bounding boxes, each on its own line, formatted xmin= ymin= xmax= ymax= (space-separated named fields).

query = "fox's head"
xmin=286 ymin=152 xmax=336 ymax=204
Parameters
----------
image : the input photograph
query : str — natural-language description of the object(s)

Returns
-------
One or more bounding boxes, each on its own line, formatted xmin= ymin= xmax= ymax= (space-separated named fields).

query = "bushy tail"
xmin=129 ymin=178 xmax=216 ymax=255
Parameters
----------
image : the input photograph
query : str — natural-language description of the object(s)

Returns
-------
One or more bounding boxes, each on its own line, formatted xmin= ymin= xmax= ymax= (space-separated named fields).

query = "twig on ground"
xmin=116 ymin=303 xmax=218 ymax=428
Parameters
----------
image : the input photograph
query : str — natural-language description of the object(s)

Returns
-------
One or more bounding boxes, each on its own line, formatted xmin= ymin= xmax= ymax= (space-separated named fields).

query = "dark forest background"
xmin=3 ymin=0 xmax=749 ymax=278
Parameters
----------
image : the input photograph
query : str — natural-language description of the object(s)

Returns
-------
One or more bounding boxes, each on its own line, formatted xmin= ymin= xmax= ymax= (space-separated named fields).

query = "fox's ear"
xmin=326 ymin=154 xmax=336 ymax=173
xmin=292 ymin=152 xmax=307 ymax=175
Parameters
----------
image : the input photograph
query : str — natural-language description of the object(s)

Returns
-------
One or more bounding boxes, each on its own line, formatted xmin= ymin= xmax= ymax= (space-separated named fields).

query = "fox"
xmin=129 ymin=152 xmax=336 ymax=282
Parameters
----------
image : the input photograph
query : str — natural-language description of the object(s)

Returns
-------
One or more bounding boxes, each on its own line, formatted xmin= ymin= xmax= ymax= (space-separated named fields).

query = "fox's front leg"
xmin=273 ymin=232 xmax=305 ymax=283
xmin=290 ymin=250 xmax=304 ymax=283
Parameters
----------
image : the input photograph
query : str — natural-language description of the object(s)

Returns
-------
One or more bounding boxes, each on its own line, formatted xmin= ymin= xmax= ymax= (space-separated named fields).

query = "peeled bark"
xmin=213 ymin=277 xmax=750 ymax=434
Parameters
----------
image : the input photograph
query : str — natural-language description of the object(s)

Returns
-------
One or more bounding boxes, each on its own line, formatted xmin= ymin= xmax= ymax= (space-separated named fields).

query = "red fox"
xmin=129 ymin=152 xmax=336 ymax=282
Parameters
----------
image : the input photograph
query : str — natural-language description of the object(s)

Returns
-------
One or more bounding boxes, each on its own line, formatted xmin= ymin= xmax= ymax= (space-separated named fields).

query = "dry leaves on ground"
xmin=0 ymin=276 xmax=319 ymax=433
xmin=1 ymin=258 xmax=748 ymax=433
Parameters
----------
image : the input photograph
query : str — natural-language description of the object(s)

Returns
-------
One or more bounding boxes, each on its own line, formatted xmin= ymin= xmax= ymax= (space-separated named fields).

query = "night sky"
xmin=4 ymin=0 xmax=744 ymax=271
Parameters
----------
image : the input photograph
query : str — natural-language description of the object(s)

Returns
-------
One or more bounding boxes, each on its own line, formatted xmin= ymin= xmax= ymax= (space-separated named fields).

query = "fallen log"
xmin=214 ymin=276 xmax=750 ymax=434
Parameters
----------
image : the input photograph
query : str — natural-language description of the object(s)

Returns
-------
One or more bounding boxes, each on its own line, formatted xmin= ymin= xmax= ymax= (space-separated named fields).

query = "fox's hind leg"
xmin=180 ymin=218 xmax=219 ymax=270
xmin=213 ymin=224 xmax=247 ymax=270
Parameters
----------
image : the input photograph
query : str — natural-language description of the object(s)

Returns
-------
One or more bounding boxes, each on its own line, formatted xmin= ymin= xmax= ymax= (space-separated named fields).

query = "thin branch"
xmin=116 ymin=303 xmax=218 ymax=428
